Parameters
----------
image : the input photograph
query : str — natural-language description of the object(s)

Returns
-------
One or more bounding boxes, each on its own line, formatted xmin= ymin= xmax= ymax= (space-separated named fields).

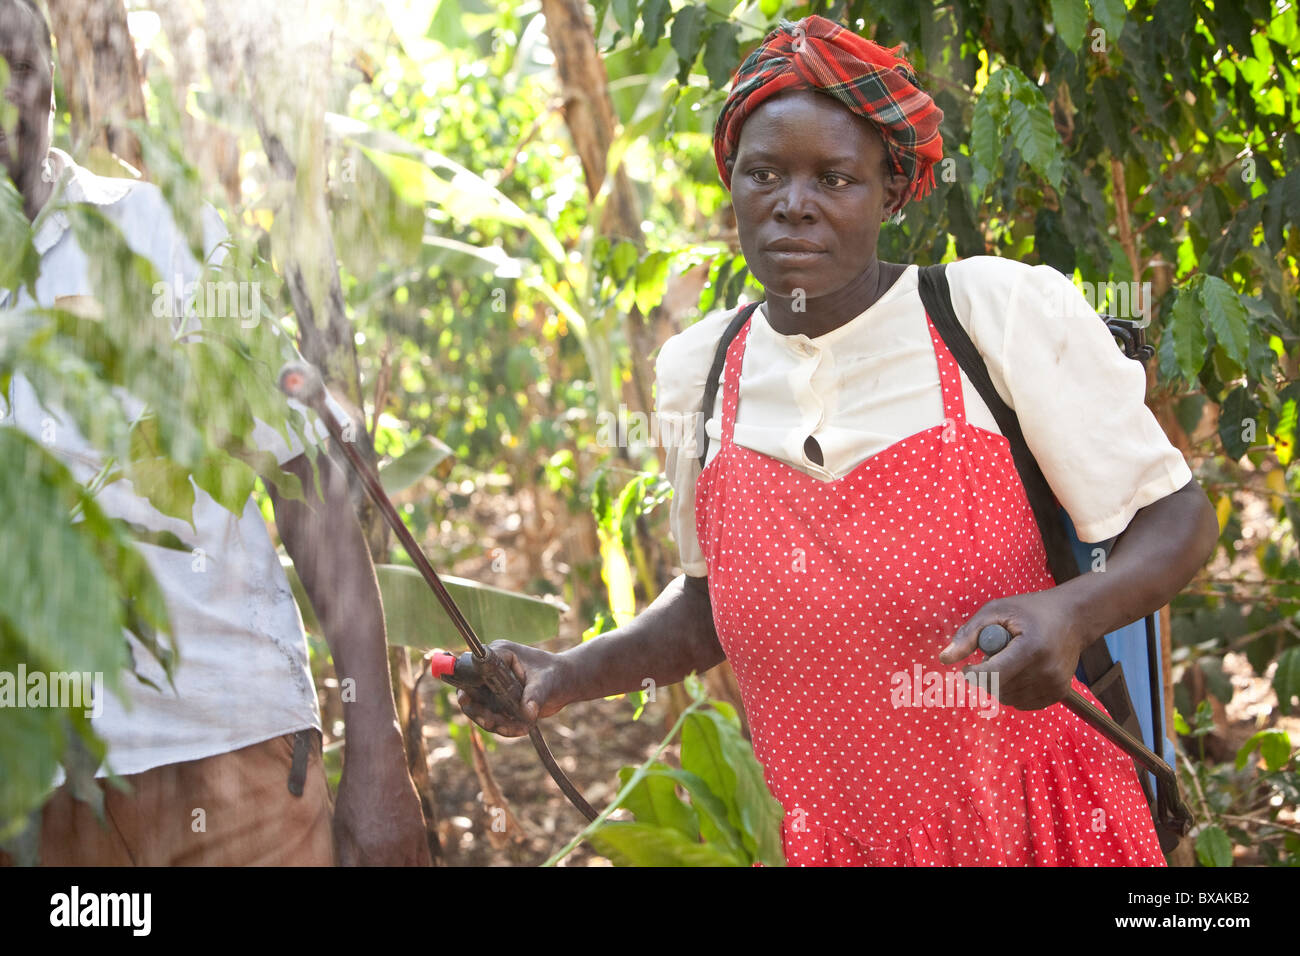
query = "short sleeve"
xmin=952 ymin=258 xmax=1192 ymax=543
xmin=654 ymin=308 xmax=735 ymax=577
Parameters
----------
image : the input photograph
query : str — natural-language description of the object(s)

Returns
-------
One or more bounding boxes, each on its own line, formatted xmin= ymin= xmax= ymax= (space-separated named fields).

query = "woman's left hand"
xmin=938 ymin=589 xmax=1090 ymax=711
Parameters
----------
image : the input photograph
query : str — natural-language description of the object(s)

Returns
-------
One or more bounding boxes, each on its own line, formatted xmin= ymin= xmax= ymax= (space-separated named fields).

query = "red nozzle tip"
xmin=427 ymin=651 xmax=457 ymax=678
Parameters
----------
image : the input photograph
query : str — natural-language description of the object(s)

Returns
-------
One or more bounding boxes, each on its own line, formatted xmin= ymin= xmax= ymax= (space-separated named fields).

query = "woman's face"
xmin=730 ymin=90 xmax=906 ymax=299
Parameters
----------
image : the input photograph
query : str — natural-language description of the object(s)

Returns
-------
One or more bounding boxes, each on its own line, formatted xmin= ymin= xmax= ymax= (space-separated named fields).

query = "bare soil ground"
xmin=416 ymin=666 xmax=666 ymax=867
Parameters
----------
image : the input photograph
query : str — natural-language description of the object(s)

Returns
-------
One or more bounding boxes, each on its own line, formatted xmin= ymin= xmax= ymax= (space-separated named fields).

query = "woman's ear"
xmin=884 ymin=172 xmax=909 ymax=217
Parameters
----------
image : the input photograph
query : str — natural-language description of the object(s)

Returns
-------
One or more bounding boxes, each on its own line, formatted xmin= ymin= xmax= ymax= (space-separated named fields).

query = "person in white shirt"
xmin=0 ymin=0 xmax=427 ymax=865
xmin=458 ymin=17 xmax=1219 ymax=866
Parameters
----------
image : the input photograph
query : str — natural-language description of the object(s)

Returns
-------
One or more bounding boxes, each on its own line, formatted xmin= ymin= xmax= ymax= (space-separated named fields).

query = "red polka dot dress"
xmin=694 ymin=312 xmax=1167 ymax=866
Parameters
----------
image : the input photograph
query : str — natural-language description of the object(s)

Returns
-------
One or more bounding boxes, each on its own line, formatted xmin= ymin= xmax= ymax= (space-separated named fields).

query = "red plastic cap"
xmin=427 ymin=651 xmax=457 ymax=677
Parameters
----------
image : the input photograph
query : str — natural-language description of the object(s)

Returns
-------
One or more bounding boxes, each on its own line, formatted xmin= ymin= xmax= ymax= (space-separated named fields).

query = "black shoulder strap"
xmin=917 ymin=264 xmax=1124 ymax=685
xmin=697 ymin=301 xmax=763 ymax=470
xmin=917 ymin=262 xmax=1173 ymax=799
xmin=916 ymin=264 xmax=1083 ymax=588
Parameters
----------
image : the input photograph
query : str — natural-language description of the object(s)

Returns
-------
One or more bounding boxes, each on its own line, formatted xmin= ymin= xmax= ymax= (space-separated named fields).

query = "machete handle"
xmin=977 ymin=623 xmax=1013 ymax=658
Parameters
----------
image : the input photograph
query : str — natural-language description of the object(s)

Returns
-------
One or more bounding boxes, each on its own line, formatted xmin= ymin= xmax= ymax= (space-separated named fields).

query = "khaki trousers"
xmin=14 ymin=731 xmax=335 ymax=866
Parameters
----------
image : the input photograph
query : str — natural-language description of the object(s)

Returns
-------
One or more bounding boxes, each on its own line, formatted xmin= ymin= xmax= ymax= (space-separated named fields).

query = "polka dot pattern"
xmin=694 ymin=313 xmax=1167 ymax=867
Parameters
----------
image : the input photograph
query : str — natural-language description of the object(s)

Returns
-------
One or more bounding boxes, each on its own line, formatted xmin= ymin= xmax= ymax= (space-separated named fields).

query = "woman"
xmin=461 ymin=16 xmax=1219 ymax=866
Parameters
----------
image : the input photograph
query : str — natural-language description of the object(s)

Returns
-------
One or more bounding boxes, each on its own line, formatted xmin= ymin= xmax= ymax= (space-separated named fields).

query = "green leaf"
xmin=680 ymin=710 xmax=731 ymax=800
xmin=1050 ymin=0 xmax=1090 ymax=50
xmin=283 ymin=561 xmax=562 ymax=650
xmin=612 ymin=0 xmax=639 ymax=36
xmin=1198 ymin=276 xmax=1251 ymax=369
xmin=1090 ymin=0 xmax=1126 ymax=44
xmin=59 ymin=726 xmax=106 ymax=823
xmin=1235 ymin=729 xmax=1292 ymax=772
xmin=1191 ymin=699 xmax=1216 ymax=736
xmin=591 ymin=469 xmax=614 ymax=531
xmin=610 ymin=239 xmax=639 ymax=282
xmin=65 ymin=207 xmax=169 ymax=355
xmin=1273 ymin=396 xmax=1297 ymax=467
xmin=79 ymin=527 xmax=175 ymax=677
xmin=702 ymin=22 xmax=741 ymax=89
xmin=379 ymin=565 xmax=563 ymax=650
xmin=192 ymin=452 xmax=257 ymax=517
xmin=681 ymin=707 xmax=785 ymax=864
xmin=1173 ymin=708 xmax=1191 ymax=736
xmin=634 ymin=251 xmax=671 ymax=315
xmin=0 ymin=693 xmax=62 ymax=831
xmin=1274 ymin=646 xmax=1300 ymax=715
xmin=969 ymin=75 xmax=1006 ymax=192
xmin=125 ymin=457 xmax=197 ymax=529
xmin=0 ymin=178 xmax=39 ymax=297
xmin=11 ymin=319 xmax=134 ymax=459
xmin=617 ymin=763 xmax=699 ymax=841
xmin=969 ymin=68 xmax=1066 ymax=192
xmin=1033 ymin=206 xmax=1076 ymax=274
xmin=760 ymin=0 xmax=782 ymax=16
xmin=1217 ymin=387 xmax=1258 ymax=460
xmin=378 ymin=436 xmax=453 ymax=496
xmin=1006 ymin=73 xmax=1066 ymax=191
xmin=670 ymin=5 xmax=709 ymax=84
xmin=1168 ymin=288 xmax=1208 ymax=381
xmin=641 ymin=0 xmax=671 ymax=46
xmin=1175 ymin=395 xmax=1206 ymax=440
xmin=1091 ymin=74 xmax=1128 ymax=157
xmin=356 ymin=142 xmax=568 ymax=268
xmin=639 ymin=766 xmax=749 ymax=861
xmin=115 ymin=521 xmax=189 ymax=553
xmin=0 ymin=429 xmax=131 ymax=680
xmin=587 ymin=821 xmax=744 ymax=866
xmin=1195 ymin=825 xmax=1234 ymax=867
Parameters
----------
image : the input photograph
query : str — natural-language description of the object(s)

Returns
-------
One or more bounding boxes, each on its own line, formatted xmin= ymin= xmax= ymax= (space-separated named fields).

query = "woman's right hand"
xmin=455 ymin=640 xmax=573 ymax=738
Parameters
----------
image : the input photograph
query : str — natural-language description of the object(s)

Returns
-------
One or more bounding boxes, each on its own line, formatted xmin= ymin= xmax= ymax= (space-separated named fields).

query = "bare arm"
xmin=944 ymin=477 xmax=1219 ymax=709
xmin=269 ymin=448 xmax=430 ymax=865
xmin=457 ymin=573 xmax=724 ymax=737
xmin=563 ymin=574 xmax=723 ymax=698
xmin=1059 ymin=478 xmax=1220 ymax=637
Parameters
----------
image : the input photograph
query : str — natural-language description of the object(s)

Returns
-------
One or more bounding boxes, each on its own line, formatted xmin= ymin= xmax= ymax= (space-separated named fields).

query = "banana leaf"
xmin=280 ymin=558 xmax=562 ymax=650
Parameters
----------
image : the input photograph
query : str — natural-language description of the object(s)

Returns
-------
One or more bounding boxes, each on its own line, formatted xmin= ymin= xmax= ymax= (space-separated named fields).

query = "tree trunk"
xmin=541 ymin=0 xmax=690 ymax=605
xmin=540 ymin=0 xmax=656 ymax=424
xmin=47 ymin=0 xmax=146 ymax=171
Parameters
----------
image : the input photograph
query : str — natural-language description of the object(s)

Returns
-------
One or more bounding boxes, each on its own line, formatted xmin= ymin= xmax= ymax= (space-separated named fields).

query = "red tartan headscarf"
xmin=713 ymin=16 xmax=944 ymax=211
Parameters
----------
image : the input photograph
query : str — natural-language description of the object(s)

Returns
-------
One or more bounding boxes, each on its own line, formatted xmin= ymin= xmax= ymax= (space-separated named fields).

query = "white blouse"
xmin=654 ymin=256 xmax=1192 ymax=577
